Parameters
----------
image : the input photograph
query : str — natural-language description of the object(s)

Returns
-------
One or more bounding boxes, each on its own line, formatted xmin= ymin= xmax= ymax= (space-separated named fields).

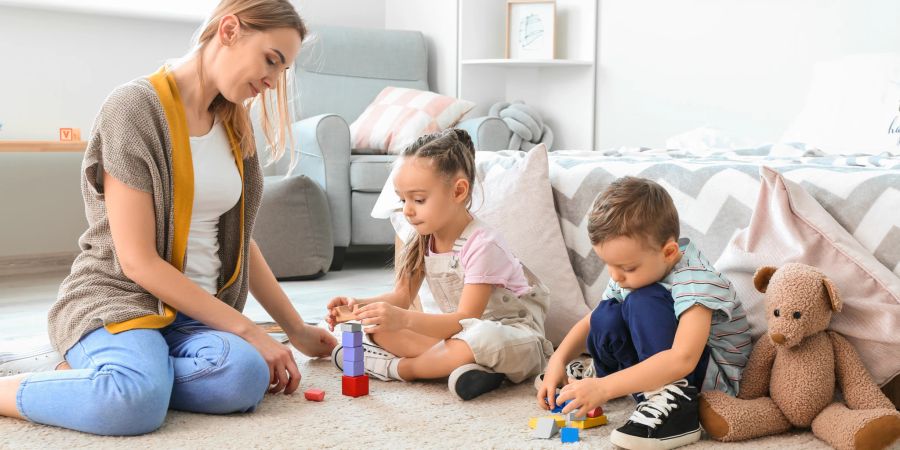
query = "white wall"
xmin=384 ymin=0 xmax=458 ymax=97
xmin=595 ymin=0 xmax=900 ymax=149
xmin=0 ymin=1 xmax=386 ymax=259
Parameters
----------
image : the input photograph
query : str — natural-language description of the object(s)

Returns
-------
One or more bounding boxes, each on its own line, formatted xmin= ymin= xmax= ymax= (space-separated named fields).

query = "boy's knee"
xmin=621 ymin=284 xmax=675 ymax=319
xmin=590 ymin=300 xmax=628 ymax=337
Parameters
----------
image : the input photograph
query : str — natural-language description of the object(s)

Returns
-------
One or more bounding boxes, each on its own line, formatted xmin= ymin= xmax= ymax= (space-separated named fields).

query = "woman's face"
xmin=211 ymin=15 xmax=302 ymax=103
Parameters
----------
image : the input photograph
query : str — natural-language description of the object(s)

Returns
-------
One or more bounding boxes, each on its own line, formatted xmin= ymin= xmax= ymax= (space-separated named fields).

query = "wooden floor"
xmin=0 ymin=251 xmax=395 ymax=342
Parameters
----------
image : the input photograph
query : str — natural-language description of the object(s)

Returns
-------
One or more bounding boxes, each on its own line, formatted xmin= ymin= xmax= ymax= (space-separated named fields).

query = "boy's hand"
xmin=557 ymin=377 xmax=610 ymax=417
xmin=325 ymin=296 xmax=359 ymax=331
xmin=356 ymin=302 xmax=408 ymax=333
xmin=536 ymin=359 xmax=568 ymax=410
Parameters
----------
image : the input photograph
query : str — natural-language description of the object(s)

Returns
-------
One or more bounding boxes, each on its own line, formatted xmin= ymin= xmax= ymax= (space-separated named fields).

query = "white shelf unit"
xmin=457 ymin=0 xmax=598 ymax=150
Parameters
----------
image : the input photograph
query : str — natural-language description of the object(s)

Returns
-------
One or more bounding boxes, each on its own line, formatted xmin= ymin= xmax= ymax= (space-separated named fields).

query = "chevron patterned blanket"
xmin=474 ymin=147 xmax=900 ymax=307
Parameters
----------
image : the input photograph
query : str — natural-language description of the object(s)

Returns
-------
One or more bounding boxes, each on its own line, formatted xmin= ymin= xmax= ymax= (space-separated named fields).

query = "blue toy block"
xmin=342 ymin=331 xmax=362 ymax=348
xmin=344 ymin=345 xmax=364 ymax=362
xmin=548 ymin=393 xmax=571 ymax=414
xmin=560 ymin=427 xmax=579 ymax=443
xmin=343 ymin=359 xmax=365 ymax=377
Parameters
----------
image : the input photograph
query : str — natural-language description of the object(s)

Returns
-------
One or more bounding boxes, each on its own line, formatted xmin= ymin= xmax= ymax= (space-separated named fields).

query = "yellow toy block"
xmin=528 ymin=415 xmax=566 ymax=429
xmin=569 ymin=415 xmax=608 ymax=429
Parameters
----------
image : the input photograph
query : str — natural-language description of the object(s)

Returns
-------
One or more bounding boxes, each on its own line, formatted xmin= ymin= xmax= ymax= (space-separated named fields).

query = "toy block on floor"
xmin=569 ymin=415 xmax=608 ymax=430
xmin=532 ymin=417 xmax=560 ymax=439
xmin=335 ymin=304 xmax=360 ymax=323
xmin=342 ymin=331 xmax=362 ymax=348
xmin=560 ymin=427 xmax=579 ymax=443
xmin=304 ymin=388 xmax=325 ymax=402
xmin=342 ymin=374 xmax=369 ymax=397
xmin=344 ymin=359 xmax=365 ymax=377
xmin=528 ymin=415 xmax=566 ymax=429
xmin=587 ymin=406 xmax=604 ymax=418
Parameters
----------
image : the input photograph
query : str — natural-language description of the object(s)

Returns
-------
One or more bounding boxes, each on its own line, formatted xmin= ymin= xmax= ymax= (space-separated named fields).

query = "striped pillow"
xmin=350 ymin=87 xmax=475 ymax=154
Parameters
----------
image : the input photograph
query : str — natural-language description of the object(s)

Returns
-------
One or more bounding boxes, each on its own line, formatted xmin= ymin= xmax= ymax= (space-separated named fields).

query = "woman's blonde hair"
xmin=193 ymin=0 xmax=306 ymax=163
xmin=395 ymin=129 xmax=477 ymax=285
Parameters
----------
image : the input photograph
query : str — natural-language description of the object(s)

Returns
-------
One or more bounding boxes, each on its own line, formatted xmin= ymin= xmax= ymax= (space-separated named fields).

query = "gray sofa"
xmin=258 ymin=26 xmax=510 ymax=269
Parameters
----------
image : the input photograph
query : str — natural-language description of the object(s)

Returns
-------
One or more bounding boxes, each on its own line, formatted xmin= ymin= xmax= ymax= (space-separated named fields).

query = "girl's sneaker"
xmin=331 ymin=338 xmax=402 ymax=382
xmin=609 ymin=379 xmax=701 ymax=450
xmin=448 ymin=363 xmax=506 ymax=401
xmin=0 ymin=343 xmax=65 ymax=377
xmin=532 ymin=356 xmax=596 ymax=391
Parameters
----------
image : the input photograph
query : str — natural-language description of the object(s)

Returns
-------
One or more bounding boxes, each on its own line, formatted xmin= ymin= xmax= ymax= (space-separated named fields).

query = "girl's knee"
xmin=212 ymin=338 xmax=269 ymax=412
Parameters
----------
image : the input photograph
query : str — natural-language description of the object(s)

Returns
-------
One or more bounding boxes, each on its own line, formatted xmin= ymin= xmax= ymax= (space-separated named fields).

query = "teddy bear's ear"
xmin=823 ymin=277 xmax=842 ymax=312
xmin=753 ymin=266 xmax=777 ymax=293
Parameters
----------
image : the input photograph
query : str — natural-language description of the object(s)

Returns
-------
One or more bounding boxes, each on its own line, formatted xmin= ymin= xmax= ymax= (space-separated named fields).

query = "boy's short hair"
xmin=587 ymin=176 xmax=680 ymax=248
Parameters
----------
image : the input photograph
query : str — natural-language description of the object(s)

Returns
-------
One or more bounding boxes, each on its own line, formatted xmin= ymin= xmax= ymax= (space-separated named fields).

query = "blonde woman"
xmin=0 ymin=0 xmax=335 ymax=435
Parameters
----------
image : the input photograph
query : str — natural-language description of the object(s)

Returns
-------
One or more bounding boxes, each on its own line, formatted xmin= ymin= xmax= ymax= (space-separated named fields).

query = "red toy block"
xmin=304 ymin=388 xmax=326 ymax=402
xmin=342 ymin=374 xmax=369 ymax=397
xmin=587 ymin=406 xmax=604 ymax=418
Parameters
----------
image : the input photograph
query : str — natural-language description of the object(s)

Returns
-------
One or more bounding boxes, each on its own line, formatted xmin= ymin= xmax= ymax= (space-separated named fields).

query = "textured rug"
xmin=0 ymin=343 xmax=840 ymax=450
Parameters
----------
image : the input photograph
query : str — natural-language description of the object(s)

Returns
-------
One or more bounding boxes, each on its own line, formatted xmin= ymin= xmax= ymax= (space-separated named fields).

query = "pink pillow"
xmin=715 ymin=166 xmax=900 ymax=385
xmin=349 ymin=87 xmax=475 ymax=154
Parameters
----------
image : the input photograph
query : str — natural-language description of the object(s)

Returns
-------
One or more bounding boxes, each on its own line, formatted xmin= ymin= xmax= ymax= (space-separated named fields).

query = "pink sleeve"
xmin=458 ymin=229 xmax=529 ymax=294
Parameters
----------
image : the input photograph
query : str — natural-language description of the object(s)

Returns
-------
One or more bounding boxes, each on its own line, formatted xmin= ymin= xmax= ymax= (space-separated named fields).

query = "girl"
xmin=0 ymin=0 xmax=335 ymax=436
xmin=326 ymin=129 xmax=554 ymax=400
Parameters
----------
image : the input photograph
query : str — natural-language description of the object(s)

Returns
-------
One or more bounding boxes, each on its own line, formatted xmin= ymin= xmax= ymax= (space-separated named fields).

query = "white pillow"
xmin=372 ymin=145 xmax=588 ymax=346
xmin=781 ymin=53 xmax=900 ymax=156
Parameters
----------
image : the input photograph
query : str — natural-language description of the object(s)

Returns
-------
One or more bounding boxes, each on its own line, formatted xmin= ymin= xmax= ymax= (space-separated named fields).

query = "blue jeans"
xmin=587 ymin=283 xmax=710 ymax=400
xmin=16 ymin=313 xmax=270 ymax=436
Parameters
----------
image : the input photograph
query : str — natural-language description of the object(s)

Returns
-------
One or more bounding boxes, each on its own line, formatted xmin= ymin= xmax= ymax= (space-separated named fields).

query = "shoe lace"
xmin=627 ymin=379 xmax=690 ymax=429
xmin=566 ymin=359 xmax=594 ymax=379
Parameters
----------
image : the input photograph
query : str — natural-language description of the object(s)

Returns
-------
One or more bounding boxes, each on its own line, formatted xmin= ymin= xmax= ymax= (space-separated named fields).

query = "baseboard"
xmin=0 ymin=252 xmax=78 ymax=277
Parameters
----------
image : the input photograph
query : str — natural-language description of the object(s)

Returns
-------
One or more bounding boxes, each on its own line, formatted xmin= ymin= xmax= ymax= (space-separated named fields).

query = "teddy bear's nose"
xmin=771 ymin=333 xmax=786 ymax=344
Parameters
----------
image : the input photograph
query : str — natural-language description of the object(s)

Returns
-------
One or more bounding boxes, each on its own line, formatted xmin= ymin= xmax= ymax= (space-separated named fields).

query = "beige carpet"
xmin=0 ymin=347 xmax=844 ymax=450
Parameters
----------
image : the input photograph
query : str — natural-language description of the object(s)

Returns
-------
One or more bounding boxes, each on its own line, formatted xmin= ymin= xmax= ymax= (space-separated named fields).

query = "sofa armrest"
xmin=293 ymin=114 xmax=352 ymax=248
xmin=457 ymin=116 xmax=511 ymax=152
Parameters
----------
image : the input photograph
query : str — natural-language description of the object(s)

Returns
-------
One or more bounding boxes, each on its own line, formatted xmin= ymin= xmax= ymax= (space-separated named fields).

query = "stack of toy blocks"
xmin=341 ymin=323 xmax=368 ymax=397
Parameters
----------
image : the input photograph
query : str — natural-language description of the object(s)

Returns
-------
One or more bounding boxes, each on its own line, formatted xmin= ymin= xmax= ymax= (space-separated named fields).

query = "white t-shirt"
xmin=184 ymin=120 xmax=242 ymax=294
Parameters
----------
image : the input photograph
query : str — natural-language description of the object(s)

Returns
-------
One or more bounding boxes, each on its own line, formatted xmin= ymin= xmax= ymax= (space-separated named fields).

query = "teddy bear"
xmin=699 ymin=263 xmax=900 ymax=450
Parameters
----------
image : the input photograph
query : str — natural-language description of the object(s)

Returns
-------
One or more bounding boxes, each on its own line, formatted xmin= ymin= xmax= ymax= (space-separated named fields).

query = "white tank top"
xmin=184 ymin=120 xmax=242 ymax=294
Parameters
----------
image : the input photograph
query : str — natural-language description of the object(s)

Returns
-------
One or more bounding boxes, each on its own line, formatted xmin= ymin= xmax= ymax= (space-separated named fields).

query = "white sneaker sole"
xmin=331 ymin=341 xmax=398 ymax=381
xmin=609 ymin=427 xmax=701 ymax=450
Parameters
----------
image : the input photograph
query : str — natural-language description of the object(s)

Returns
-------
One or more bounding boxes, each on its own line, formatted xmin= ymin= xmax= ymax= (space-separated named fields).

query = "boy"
xmin=535 ymin=176 xmax=751 ymax=449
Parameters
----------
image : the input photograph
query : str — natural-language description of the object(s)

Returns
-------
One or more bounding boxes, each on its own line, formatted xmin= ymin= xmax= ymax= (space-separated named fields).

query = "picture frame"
xmin=506 ymin=0 xmax=556 ymax=60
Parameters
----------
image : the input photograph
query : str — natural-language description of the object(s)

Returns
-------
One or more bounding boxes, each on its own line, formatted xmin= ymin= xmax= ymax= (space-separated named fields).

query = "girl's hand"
xmin=356 ymin=301 xmax=408 ymax=333
xmin=557 ymin=377 xmax=610 ymax=417
xmin=244 ymin=327 xmax=302 ymax=395
xmin=325 ymin=296 xmax=359 ymax=331
xmin=536 ymin=358 xmax=568 ymax=411
xmin=288 ymin=324 xmax=338 ymax=358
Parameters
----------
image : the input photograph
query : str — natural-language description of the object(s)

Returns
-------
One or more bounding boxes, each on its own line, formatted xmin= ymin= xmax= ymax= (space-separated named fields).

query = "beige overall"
xmin=424 ymin=219 xmax=554 ymax=383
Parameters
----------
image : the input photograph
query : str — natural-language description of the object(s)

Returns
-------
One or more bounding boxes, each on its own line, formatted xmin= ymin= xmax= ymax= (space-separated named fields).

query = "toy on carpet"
xmin=699 ymin=263 xmax=900 ymax=450
xmin=340 ymin=322 xmax=369 ymax=398
xmin=530 ymin=402 xmax=607 ymax=443
xmin=304 ymin=388 xmax=325 ymax=402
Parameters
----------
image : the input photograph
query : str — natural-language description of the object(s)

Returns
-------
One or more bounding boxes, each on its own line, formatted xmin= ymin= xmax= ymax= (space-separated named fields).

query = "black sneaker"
xmin=448 ymin=363 xmax=506 ymax=401
xmin=609 ymin=379 xmax=701 ymax=450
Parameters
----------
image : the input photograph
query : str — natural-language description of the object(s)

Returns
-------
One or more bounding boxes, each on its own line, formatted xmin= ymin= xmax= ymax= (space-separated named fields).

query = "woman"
xmin=0 ymin=0 xmax=335 ymax=436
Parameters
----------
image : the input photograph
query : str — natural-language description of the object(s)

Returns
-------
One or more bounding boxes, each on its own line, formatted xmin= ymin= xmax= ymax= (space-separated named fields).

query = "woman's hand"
xmin=288 ymin=324 xmax=338 ymax=358
xmin=557 ymin=377 xmax=611 ymax=417
xmin=356 ymin=301 xmax=409 ymax=333
xmin=536 ymin=358 xmax=569 ymax=410
xmin=325 ymin=296 xmax=360 ymax=331
xmin=244 ymin=327 xmax=302 ymax=395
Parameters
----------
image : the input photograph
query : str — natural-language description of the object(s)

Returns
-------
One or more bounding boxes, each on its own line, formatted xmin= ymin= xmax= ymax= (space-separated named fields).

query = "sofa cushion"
xmin=350 ymin=155 xmax=396 ymax=193
xmin=716 ymin=166 xmax=900 ymax=385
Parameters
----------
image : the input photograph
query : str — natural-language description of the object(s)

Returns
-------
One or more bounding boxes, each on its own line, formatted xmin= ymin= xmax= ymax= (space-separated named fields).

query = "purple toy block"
xmin=343 ymin=359 xmax=365 ymax=377
xmin=344 ymin=345 xmax=364 ymax=362
xmin=342 ymin=331 xmax=362 ymax=347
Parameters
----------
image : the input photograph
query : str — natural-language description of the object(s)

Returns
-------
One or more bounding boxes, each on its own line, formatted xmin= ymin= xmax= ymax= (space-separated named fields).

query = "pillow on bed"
xmin=372 ymin=145 xmax=589 ymax=346
xmin=715 ymin=166 xmax=900 ymax=385
xmin=781 ymin=53 xmax=900 ymax=156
